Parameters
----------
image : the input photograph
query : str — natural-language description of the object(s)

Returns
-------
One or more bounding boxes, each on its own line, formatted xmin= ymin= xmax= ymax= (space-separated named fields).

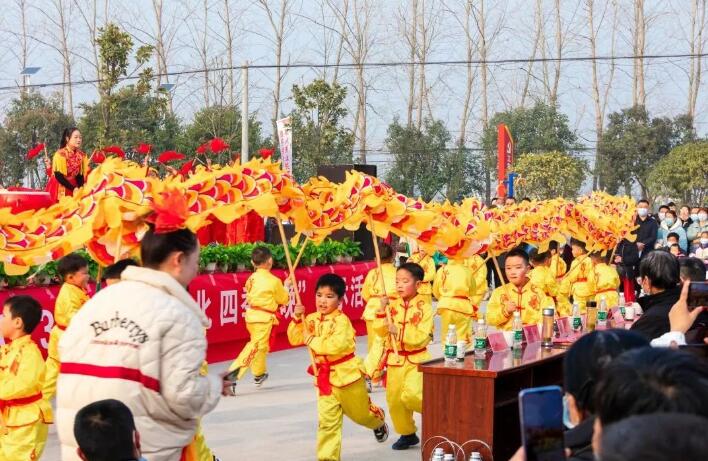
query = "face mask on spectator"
xmin=699 ymin=213 xmax=707 ymax=222
xmin=658 ymin=212 xmax=666 ymax=221
xmin=665 ymin=218 xmax=674 ymax=227
xmin=701 ymin=238 xmax=708 ymax=246
xmin=690 ymin=213 xmax=699 ymax=221
xmin=637 ymin=208 xmax=648 ymax=218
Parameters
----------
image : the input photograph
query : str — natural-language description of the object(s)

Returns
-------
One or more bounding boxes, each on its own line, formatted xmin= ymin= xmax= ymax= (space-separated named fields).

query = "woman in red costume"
xmin=46 ymin=127 xmax=89 ymax=201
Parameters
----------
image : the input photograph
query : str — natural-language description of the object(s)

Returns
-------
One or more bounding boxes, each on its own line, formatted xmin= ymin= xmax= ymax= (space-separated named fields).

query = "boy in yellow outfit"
xmin=590 ymin=252 xmax=620 ymax=308
xmin=464 ymin=254 xmax=488 ymax=307
xmin=1 ymin=296 xmax=53 ymax=461
xmin=227 ymin=246 xmax=290 ymax=388
xmin=288 ymin=274 xmax=388 ymax=461
xmin=375 ymin=262 xmax=433 ymax=450
xmin=549 ymin=241 xmax=567 ymax=282
xmin=529 ymin=249 xmax=570 ymax=316
xmin=43 ymin=253 xmax=90 ymax=400
xmin=433 ymin=259 xmax=476 ymax=346
xmin=487 ymin=249 xmax=551 ymax=330
xmin=560 ymin=239 xmax=596 ymax=313
xmin=361 ymin=243 xmax=398 ymax=352
xmin=407 ymin=248 xmax=436 ymax=305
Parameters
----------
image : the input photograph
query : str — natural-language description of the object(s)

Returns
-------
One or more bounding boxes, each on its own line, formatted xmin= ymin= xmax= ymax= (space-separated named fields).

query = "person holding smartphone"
xmin=509 ymin=330 xmax=648 ymax=461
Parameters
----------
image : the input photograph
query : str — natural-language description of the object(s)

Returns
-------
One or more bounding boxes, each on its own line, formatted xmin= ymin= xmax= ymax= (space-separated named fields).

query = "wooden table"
xmin=419 ymin=344 xmax=566 ymax=461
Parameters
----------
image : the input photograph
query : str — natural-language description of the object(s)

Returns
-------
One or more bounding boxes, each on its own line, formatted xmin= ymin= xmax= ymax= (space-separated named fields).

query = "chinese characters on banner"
xmin=0 ymin=262 xmax=373 ymax=363
xmin=276 ymin=116 xmax=293 ymax=175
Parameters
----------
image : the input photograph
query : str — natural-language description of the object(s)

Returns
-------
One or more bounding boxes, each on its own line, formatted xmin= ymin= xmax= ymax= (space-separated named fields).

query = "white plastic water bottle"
xmin=444 ymin=325 xmax=458 ymax=363
xmin=512 ymin=311 xmax=523 ymax=350
xmin=597 ymin=296 xmax=608 ymax=329
xmin=571 ymin=302 xmax=582 ymax=332
xmin=443 ymin=454 xmax=454 ymax=461
xmin=432 ymin=447 xmax=444 ymax=461
xmin=470 ymin=452 xmax=483 ymax=461
xmin=474 ymin=319 xmax=487 ymax=357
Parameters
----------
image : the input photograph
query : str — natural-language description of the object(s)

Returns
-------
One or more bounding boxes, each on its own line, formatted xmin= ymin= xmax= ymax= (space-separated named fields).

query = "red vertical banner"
xmin=497 ymin=124 xmax=514 ymax=181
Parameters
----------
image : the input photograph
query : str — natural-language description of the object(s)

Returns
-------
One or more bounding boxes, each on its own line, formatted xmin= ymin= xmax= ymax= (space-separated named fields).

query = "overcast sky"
xmin=0 ymin=0 xmax=705 ymax=168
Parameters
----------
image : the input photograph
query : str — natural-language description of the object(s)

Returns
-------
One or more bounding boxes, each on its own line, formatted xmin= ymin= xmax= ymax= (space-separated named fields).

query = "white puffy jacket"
xmin=56 ymin=266 xmax=221 ymax=461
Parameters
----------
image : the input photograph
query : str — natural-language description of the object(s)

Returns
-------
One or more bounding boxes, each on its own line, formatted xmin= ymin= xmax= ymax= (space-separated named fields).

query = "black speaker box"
xmin=316 ymin=164 xmax=378 ymax=262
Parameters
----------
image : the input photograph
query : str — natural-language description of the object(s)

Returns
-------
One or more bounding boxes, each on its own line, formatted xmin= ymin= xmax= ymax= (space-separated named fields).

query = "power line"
xmin=2 ymin=52 xmax=706 ymax=92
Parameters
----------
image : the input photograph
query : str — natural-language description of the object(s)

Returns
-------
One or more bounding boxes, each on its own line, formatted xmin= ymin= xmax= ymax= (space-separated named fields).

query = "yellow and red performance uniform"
xmin=407 ymin=253 xmax=436 ymax=305
xmin=593 ymin=262 xmax=620 ymax=308
xmin=433 ymin=259 xmax=476 ymax=344
xmin=486 ymin=281 xmax=550 ymax=330
xmin=228 ymin=268 xmax=289 ymax=379
xmin=373 ymin=294 xmax=433 ymax=436
xmin=560 ymin=256 xmax=596 ymax=312
xmin=46 ymin=147 xmax=89 ymax=201
xmin=464 ymin=255 xmax=488 ymax=308
xmin=529 ymin=265 xmax=570 ymax=316
xmin=1 ymin=335 xmax=53 ymax=461
xmin=287 ymin=309 xmax=384 ymax=461
xmin=361 ymin=263 xmax=398 ymax=352
xmin=43 ymin=282 xmax=89 ymax=400
xmin=550 ymin=253 xmax=567 ymax=282
xmin=180 ymin=362 xmax=218 ymax=461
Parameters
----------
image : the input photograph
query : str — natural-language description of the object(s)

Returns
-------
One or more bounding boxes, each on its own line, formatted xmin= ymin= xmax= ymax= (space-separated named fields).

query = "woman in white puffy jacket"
xmin=56 ymin=226 xmax=222 ymax=461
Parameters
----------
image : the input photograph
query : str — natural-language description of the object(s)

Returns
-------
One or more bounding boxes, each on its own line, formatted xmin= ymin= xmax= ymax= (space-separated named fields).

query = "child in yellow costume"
xmin=288 ymin=274 xmax=388 ymax=461
xmin=433 ymin=259 xmax=476 ymax=346
xmin=375 ymin=262 xmax=433 ymax=450
xmin=361 ymin=243 xmax=398 ymax=352
xmin=529 ymin=249 xmax=570 ymax=316
xmin=560 ymin=239 xmax=596 ymax=313
xmin=227 ymin=246 xmax=290 ymax=388
xmin=0 ymin=296 xmax=52 ymax=461
xmin=464 ymin=254 xmax=488 ymax=308
xmin=590 ymin=252 xmax=620 ymax=308
xmin=549 ymin=241 xmax=567 ymax=282
xmin=487 ymin=249 xmax=551 ymax=330
xmin=407 ymin=248 xmax=436 ymax=305
xmin=43 ymin=253 xmax=90 ymax=400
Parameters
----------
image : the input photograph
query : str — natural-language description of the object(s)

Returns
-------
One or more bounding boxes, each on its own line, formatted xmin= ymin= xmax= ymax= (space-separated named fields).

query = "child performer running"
xmin=1 ymin=296 xmax=53 ymax=460
xmin=227 ymin=246 xmax=290 ymax=388
xmin=376 ymin=263 xmax=433 ymax=450
xmin=43 ymin=253 xmax=90 ymax=400
xmin=288 ymin=274 xmax=388 ymax=461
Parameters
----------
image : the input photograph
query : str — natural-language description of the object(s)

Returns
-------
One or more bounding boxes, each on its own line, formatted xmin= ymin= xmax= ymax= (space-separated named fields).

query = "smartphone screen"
xmin=519 ymin=386 xmax=566 ymax=461
xmin=687 ymin=282 xmax=708 ymax=310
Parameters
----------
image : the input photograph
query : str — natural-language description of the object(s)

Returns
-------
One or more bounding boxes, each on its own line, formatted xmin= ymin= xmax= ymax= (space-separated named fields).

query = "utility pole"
xmin=241 ymin=61 xmax=249 ymax=163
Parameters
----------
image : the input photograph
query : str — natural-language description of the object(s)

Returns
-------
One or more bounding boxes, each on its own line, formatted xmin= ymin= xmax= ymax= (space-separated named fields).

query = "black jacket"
xmin=635 ymin=215 xmax=658 ymax=259
xmin=565 ymin=416 xmax=595 ymax=461
xmin=615 ymin=239 xmax=640 ymax=280
xmin=631 ymin=287 xmax=684 ymax=340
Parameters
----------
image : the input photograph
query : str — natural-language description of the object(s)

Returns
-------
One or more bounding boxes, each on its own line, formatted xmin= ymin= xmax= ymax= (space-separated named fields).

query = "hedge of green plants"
xmin=0 ymin=239 xmax=362 ymax=288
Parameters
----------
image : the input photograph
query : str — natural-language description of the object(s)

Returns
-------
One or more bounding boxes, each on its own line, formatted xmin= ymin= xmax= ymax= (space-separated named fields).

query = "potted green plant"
xmin=214 ymin=245 xmax=231 ymax=273
xmin=200 ymin=245 xmax=218 ymax=273
xmin=341 ymin=238 xmax=362 ymax=263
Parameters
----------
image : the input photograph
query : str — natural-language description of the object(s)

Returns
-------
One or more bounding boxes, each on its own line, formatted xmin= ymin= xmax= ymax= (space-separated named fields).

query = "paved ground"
xmin=43 ymin=331 xmax=444 ymax=461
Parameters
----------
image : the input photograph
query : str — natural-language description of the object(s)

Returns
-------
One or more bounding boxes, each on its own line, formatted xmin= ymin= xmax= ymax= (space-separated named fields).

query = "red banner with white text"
xmin=0 ymin=262 xmax=374 ymax=363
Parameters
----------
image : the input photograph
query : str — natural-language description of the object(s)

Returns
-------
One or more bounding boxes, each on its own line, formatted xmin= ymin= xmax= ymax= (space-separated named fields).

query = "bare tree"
xmin=632 ymin=0 xmax=646 ymax=107
xmin=550 ymin=0 xmax=562 ymax=105
xmin=224 ymin=0 xmax=236 ymax=106
xmin=687 ymin=0 xmax=706 ymax=121
xmin=258 ymin=0 xmax=292 ymax=149
xmin=520 ymin=0 xmax=543 ymax=107
xmin=200 ymin=0 xmax=210 ymax=107
xmin=17 ymin=0 xmax=29 ymax=74
xmin=458 ymin=0 xmax=477 ymax=147
xmin=72 ymin=0 xmax=102 ymax=81
xmin=399 ymin=0 xmax=419 ymax=128
xmin=587 ymin=0 xmax=618 ymax=189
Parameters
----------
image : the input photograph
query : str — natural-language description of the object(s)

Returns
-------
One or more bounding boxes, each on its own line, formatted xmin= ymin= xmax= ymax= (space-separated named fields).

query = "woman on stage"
xmin=46 ymin=127 xmax=89 ymax=201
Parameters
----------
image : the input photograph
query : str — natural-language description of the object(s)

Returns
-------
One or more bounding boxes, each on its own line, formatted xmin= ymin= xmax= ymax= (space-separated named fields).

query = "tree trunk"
xmin=405 ymin=0 xmax=418 ymax=128
xmin=688 ymin=0 xmax=706 ymax=121
xmin=588 ymin=0 xmax=602 ymax=190
xmin=550 ymin=0 xmax=562 ymax=106
xmin=201 ymin=0 xmax=210 ymax=107
xmin=57 ymin=0 xmax=74 ymax=119
xmin=521 ymin=0 xmax=542 ymax=107
xmin=633 ymin=0 xmax=646 ymax=107
xmin=223 ymin=0 xmax=235 ymax=106
xmin=474 ymin=0 xmax=491 ymax=202
xmin=458 ymin=0 xmax=475 ymax=147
